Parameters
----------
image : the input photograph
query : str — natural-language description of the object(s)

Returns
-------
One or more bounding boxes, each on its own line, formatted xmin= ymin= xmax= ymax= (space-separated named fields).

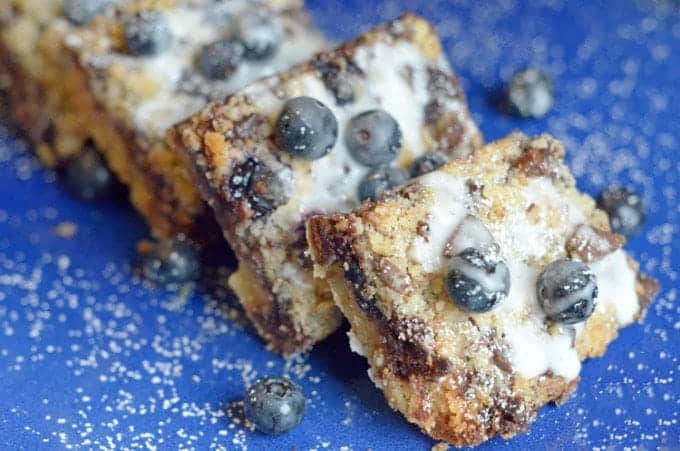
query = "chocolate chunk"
xmin=515 ymin=137 xmax=563 ymax=177
xmin=382 ymin=317 xmax=449 ymax=380
xmin=424 ymin=100 xmax=444 ymax=125
xmin=377 ymin=258 xmax=412 ymax=293
xmin=416 ymin=220 xmax=431 ymax=241
xmin=345 ymin=259 xmax=382 ymax=318
xmin=636 ymin=273 xmax=660 ymax=315
xmin=436 ymin=113 xmax=464 ymax=150
xmin=312 ymin=57 xmax=357 ymax=105
xmin=566 ymin=224 xmax=626 ymax=263
xmin=492 ymin=348 xmax=513 ymax=373
xmin=427 ymin=67 xmax=462 ymax=100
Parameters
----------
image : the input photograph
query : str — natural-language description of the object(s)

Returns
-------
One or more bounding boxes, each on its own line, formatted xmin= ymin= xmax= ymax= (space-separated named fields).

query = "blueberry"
xmin=237 ymin=13 xmax=282 ymax=61
xmin=63 ymin=0 xmax=109 ymax=25
xmin=59 ymin=145 xmax=115 ymax=201
xmin=597 ymin=186 xmax=646 ymax=238
xmin=410 ymin=152 xmax=449 ymax=177
xmin=444 ymin=248 xmax=510 ymax=313
xmin=346 ymin=110 xmax=402 ymax=167
xmin=124 ymin=11 xmax=172 ymax=56
xmin=275 ymin=96 xmax=338 ymax=160
xmin=357 ymin=166 xmax=408 ymax=202
xmin=244 ymin=377 xmax=306 ymax=435
xmin=506 ymin=68 xmax=554 ymax=118
xmin=537 ymin=259 xmax=598 ymax=324
xmin=198 ymin=39 xmax=244 ymax=80
xmin=229 ymin=157 xmax=286 ymax=218
xmin=141 ymin=237 xmax=200 ymax=285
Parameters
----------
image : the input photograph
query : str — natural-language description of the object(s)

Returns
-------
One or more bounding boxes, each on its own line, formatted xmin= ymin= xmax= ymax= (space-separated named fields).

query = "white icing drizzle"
xmin=409 ymin=172 xmax=468 ymax=273
xmin=408 ymin=170 xmax=641 ymax=380
xmin=67 ymin=1 xmax=326 ymax=139
xmin=250 ymin=40 xmax=478 ymax=228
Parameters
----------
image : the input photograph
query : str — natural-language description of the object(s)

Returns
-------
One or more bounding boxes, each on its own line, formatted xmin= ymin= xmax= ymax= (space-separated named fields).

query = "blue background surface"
xmin=0 ymin=0 xmax=678 ymax=449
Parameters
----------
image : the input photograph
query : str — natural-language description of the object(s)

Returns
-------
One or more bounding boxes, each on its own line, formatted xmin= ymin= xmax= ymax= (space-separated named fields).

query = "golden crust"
xmin=307 ymin=133 xmax=658 ymax=446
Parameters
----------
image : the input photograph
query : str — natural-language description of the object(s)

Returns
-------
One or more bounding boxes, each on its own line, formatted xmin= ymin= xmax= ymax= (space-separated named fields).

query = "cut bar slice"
xmin=170 ymin=14 xmax=483 ymax=354
xmin=1 ymin=0 xmax=325 ymax=240
xmin=0 ymin=0 xmax=116 ymax=164
xmin=307 ymin=133 xmax=658 ymax=446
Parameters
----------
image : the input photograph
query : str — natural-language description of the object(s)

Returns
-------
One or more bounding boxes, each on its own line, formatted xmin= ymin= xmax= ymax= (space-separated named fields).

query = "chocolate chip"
xmin=566 ymin=224 xmax=626 ymax=263
xmin=377 ymin=258 xmax=411 ymax=294
xmin=312 ymin=59 xmax=355 ymax=105
xmin=382 ymin=317 xmax=450 ymax=380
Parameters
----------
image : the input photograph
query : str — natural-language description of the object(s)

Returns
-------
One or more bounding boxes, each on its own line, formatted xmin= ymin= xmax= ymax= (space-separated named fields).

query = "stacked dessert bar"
xmin=307 ymin=133 xmax=658 ymax=445
xmin=169 ymin=14 xmax=482 ymax=353
xmin=1 ymin=3 xmax=657 ymax=446
xmin=1 ymin=0 xmax=326 ymax=239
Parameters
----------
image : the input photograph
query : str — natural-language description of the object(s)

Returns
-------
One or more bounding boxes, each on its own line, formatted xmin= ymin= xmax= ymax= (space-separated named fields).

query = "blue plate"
xmin=0 ymin=1 xmax=678 ymax=449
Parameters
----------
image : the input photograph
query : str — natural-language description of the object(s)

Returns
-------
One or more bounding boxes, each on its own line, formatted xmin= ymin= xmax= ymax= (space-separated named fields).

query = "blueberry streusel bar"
xmin=2 ymin=0 xmax=325 ymax=240
xmin=170 ymin=14 xmax=483 ymax=353
xmin=307 ymin=133 xmax=658 ymax=446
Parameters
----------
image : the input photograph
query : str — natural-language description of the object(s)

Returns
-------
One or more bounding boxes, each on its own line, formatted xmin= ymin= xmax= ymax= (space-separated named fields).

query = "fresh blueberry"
xmin=357 ymin=166 xmax=408 ymax=202
xmin=410 ymin=152 xmax=449 ymax=177
xmin=244 ymin=377 xmax=306 ymax=435
xmin=59 ymin=145 xmax=115 ymax=201
xmin=63 ymin=0 xmax=109 ymax=26
xmin=198 ymin=39 xmax=244 ymax=80
xmin=506 ymin=68 xmax=554 ymax=118
xmin=346 ymin=110 xmax=402 ymax=166
xmin=597 ymin=186 xmax=646 ymax=238
xmin=444 ymin=248 xmax=510 ymax=313
xmin=275 ymin=96 xmax=338 ymax=160
xmin=124 ymin=11 xmax=172 ymax=56
xmin=237 ymin=13 xmax=283 ymax=61
xmin=537 ymin=259 xmax=598 ymax=324
xmin=141 ymin=237 xmax=200 ymax=285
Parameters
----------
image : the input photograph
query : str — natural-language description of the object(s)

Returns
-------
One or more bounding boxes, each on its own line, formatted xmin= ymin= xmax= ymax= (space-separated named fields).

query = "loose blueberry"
xmin=275 ymin=96 xmax=338 ymax=160
xmin=59 ymin=145 xmax=115 ymax=201
xmin=410 ymin=152 xmax=449 ymax=177
xmin=597 ymin=186 xmax=646 ymax=238
xmin=346 ymin=110 xmax=402 ymax=167
xmin=444 ymin=248 xmax=510 ymax=313
xmin=237 ymin=13 xmax=282 ymax=61
xmin=357 ymin=166 xmax=408 ymax=202
xmin=63 ymin=0 xmax=109 ymax=25
xmin=537 ymin=259 xmax=598 ymax=324
xmin=244 ymin=377 xmax=306 ymax=435
xmin=140 ymin=237 xmax=200 ymax=285
xmin=124 ymin=11 xmax=172 ymax=56
xmin=198 ymin=39 xmax=244 ymax=80
xmin=506 ymin=68 xmax=554 ymax=118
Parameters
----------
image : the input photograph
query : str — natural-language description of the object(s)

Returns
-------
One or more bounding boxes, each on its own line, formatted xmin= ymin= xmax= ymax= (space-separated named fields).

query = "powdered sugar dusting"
xmin=1 ymin=0 xmax=678 ymax=448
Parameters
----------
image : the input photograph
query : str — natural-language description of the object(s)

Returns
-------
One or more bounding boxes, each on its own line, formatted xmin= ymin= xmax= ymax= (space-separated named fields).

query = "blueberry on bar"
xmin=170 ymin=14 xmax=483 ymax=354
xmin=307 ymin=133 xmax=657 ymax=446
xmin=0 ymin=0 xmax=326 ymax=242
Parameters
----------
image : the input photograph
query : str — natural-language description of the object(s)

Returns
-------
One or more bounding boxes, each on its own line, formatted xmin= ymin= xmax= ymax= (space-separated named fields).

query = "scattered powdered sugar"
xmin=1 ymin=0 xmax=678 ymax=448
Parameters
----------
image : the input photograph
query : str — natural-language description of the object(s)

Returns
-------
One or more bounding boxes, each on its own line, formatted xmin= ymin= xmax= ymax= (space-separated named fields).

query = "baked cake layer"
xmin=307 ymin=133 xmax=658 ymax=446
xmin=170 ymin=14 xmax=483 ymax=354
